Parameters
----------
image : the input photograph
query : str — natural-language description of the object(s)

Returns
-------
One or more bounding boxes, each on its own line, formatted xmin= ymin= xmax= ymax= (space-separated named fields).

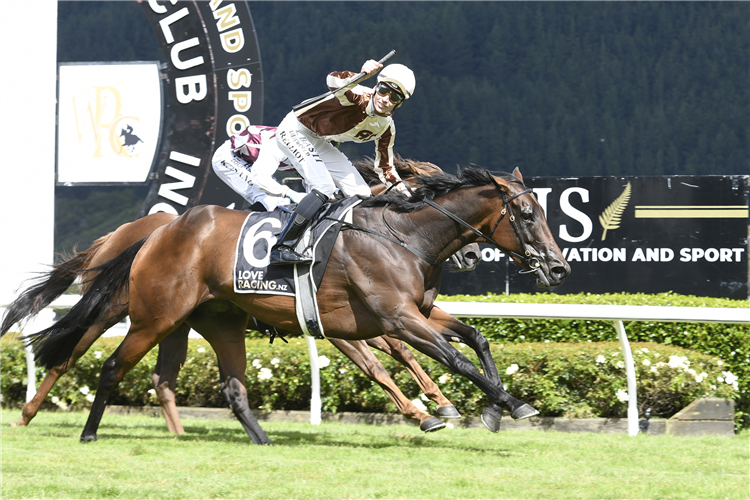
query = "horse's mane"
xmin=353 ymin=155 xmax=442 ymax=185
xmin=359 ymin=166 xmax=524 ymax=213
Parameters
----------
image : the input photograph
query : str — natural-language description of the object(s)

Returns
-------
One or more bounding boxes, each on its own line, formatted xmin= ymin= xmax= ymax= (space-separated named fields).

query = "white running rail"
xmin=435 ymin=301 xmax=750 ymax=436
xmin=6 ymin=298 xmax=748 ymax=435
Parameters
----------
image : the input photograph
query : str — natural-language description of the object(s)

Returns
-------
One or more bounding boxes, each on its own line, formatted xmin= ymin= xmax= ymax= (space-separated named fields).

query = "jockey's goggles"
xmin=375 ymin=82 xmax=405 ymax=104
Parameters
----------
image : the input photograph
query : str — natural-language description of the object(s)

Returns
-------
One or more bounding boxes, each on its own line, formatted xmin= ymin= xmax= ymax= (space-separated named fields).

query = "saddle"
xmin=233 ymin=197 xmax=361 ymax=338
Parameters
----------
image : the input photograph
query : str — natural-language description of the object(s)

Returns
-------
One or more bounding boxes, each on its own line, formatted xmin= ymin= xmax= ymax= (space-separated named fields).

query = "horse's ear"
xmin=512 ymin=167 xmax=524 ymax=183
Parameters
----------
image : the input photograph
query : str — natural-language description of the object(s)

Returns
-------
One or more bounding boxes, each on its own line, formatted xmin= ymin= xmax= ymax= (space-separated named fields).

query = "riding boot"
xmin=269 ymin=189 xmax=328 ymax=265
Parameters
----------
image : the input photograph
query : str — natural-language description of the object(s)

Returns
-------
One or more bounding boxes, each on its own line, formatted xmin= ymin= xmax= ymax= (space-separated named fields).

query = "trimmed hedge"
xmin=0 ymin=336 xmax=736 ymax=423
xmin=1 ymin=292 xmax=745 ymax=427
xmin=438 ymin=292 xmax=749 ymax=427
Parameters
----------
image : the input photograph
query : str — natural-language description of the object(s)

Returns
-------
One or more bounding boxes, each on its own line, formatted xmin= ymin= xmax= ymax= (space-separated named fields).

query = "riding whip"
xmin=292 ymin=50 xmax=396 ymax=112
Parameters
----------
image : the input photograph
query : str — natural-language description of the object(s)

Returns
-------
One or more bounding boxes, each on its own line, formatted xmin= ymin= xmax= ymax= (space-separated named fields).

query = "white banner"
xmin=0 ymin=0 xmax=56 ymax=308
xmin=56 ymin=62 xmax=162 ymax=184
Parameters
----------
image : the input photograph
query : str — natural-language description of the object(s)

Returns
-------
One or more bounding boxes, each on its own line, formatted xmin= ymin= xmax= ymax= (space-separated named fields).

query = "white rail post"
xmin=614 ymin=320 xmax=639 ymax=436
xmin=305 ymin=335 xmax=322 ymax=425
xmin=20 ymin=307 xmax=56 ymax=402
xmin=24 ymin=343 xmax=37 ymax=403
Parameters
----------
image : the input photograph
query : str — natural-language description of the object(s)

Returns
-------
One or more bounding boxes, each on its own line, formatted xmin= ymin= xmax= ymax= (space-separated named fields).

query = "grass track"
xmin=1 ymin=410 xmax=748 ymax=499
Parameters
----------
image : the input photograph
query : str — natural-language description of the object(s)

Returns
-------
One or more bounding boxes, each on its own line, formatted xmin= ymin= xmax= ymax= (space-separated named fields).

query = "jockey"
xmin=211 ymin=125 xmax=305 ymax=212
xmin=253 ymin=60 xmax=417 ymax=265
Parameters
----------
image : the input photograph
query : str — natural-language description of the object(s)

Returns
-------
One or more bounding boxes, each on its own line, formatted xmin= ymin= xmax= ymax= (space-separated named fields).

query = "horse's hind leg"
xmin=81 ymin=320 xmax=177 ymax=442
xmin=366 ymin=336 xmax=461 ymax=420
xmin=13 ymin=313 xmax=124 ymax=427
xmin=152 ymin=324 xmax=190 ymax=434
xmin=329 ymin=338 xmax=445 ymax=432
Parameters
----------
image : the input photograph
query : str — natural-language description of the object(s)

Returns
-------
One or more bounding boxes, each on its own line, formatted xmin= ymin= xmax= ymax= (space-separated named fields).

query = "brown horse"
xmin=3 ymin=161 xmax=477 ymax=435
xmin=2 ymin=214 xmax=473 ymax=433
xmin=25 ymin=166 xmax=569 ymax=443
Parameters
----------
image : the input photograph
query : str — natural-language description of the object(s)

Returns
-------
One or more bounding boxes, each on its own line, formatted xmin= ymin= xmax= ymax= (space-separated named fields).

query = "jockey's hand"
xmin=392 ymin=181 xmax=410 ymax=197
xmin=362 ymin=59 xmax=383 ymax=77
xmin=286 ymin=190 xmax=305 ymax=204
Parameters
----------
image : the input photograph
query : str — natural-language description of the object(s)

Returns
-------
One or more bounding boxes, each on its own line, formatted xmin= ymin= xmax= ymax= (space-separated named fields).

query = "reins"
xmin=336 ymin=221 xmax=441 ymax=266
xmin=318 ymin=176 xmax=542 ymax=272
xmin=402 ymin=178 xmax=541 ymax=272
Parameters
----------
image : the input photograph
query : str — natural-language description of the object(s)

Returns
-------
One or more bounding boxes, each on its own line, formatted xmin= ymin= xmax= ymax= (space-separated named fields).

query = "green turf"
xmin=1 ymin=410 xmax=747 ymax=499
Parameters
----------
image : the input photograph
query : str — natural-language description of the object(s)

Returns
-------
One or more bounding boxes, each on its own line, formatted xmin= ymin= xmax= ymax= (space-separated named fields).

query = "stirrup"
xmin=268 ymin=246 xmax=311 ymax=266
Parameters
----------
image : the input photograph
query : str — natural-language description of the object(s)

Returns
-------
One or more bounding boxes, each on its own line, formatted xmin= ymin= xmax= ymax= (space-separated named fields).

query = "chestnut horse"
xmin=3 ymin=160 xmax=477 ymax=436
xmin=2 ymin=214 xmax=474 ymax=434
xmin=25 ymin=166 xmax=569 ymax=443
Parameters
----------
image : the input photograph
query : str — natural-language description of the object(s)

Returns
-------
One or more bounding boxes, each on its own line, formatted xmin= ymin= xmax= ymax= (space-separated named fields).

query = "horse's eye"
xmin=521 ymin=206 xmax=534 ymax=221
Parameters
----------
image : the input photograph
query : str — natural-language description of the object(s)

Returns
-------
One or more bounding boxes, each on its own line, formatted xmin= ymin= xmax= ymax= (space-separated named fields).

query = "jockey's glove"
xmin=286 ymin=190 xmax=306 ymax=204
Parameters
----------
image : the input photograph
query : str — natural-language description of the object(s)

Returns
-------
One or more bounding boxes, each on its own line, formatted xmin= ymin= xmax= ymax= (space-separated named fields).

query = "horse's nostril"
xmin=551 ymin=266 xmax=568 ymax=279
xmin=466 ymin=252 xmax=479 ymax=261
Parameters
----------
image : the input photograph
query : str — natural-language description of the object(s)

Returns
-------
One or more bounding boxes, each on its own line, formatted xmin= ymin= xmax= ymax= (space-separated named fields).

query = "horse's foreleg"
xmin=425 ymin=308 xmax=516 ymax=428
xmin=329 ymin=338 xmax=445 ymax=432
xmin=152 ymin=324 xmax=190 ymax=434
xmin=427 ymin=307 xmax=502 ymax=386
xmin=365 ymin=336 xmax=461 ymax=420
xmin=219 ymin=375 xmax=272 ymax=445
xmin=392 ymin=309 xmax=537 ymax=432
xmin=193 ymin=312 xmax=272 ymax=445
xmin=212 ymin=347 xmax=272 ymax=445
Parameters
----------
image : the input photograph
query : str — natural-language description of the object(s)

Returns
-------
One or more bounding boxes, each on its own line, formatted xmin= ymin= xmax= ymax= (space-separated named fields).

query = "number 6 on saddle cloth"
xmin=233 ymin=197 xmax=362 ymax=338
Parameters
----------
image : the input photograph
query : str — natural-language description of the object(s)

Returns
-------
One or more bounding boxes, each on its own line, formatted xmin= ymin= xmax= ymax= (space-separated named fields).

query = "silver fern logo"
xmin=599 ymin=182 xmax=631 ymax=241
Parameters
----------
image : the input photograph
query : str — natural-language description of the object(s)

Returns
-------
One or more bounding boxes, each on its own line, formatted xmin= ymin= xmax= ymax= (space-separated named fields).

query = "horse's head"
xmin=357 ymin=162 xmax=566 ymax=286
xmin=488 ymin=168 xmax=570 ymax=287
xmin=448 ymin=243 xmax=481 ymax=272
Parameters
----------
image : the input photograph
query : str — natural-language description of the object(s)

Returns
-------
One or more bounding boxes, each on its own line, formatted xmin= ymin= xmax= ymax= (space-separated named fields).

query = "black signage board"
xmin=196 ymin=1 xmax=263 ymax=208
xmin=139 ymin=1 xmax=263 ymax=216
xmin=440 ymin=175 xmax=749 ymax=300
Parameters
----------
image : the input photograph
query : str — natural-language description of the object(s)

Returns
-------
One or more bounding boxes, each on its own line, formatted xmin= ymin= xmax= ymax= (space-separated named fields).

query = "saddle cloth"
xmin=233 ymin=197 xmax=361 ymax=296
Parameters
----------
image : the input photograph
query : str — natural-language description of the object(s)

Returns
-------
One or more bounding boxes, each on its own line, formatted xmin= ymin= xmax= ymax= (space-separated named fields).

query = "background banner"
xmin=56 ymin=62 xmax=162 ymax=185
xmin=139 ymin=0 xmax=263 ymax=216
xmin=441 ymin=175 xmax=749 ymax=299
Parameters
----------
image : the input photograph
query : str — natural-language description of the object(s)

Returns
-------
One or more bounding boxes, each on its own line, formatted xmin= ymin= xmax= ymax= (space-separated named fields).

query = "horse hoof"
xmin=511 ymin=403 xmax=539 ymax=421
xmin=437 ymin=405 xmax=462 ymax=419
xmin=80 ymin=434 xmax=97 ymax=443
xmin=481 ymin=406 xmax=502 ymax=433
xmin=420 ymin=417 xmax=446 ymax=433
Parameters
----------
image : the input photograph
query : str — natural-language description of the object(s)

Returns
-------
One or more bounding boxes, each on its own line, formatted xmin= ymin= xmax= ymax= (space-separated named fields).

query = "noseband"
xmin=419 ymin=181 xmax=541 ymax=273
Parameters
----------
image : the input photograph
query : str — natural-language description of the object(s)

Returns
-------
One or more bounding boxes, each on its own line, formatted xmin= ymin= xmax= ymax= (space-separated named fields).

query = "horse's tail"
xmin=23 ymin=237 xmax=148 ymax=370
xmin=0 ymin=235 xmax=112 ymax=338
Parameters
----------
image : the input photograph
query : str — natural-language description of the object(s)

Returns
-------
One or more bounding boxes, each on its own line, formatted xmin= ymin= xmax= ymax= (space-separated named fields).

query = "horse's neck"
xmin=362 ymin=187 xmax=491 ymax=264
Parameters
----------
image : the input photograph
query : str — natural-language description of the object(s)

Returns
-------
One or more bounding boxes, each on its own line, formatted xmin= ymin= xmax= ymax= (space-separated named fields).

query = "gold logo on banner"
xmin=72 ymin=86 xmax=143 ymax=159
xmin=634 ymin=206 xmax=749 ymax=219
xmin=599 ymin=182 xmax=631 ymax=241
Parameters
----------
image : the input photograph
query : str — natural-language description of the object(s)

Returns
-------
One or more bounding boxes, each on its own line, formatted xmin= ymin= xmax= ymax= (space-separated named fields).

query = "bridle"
xmin=330 ymin=176 xmax=543 ymax=273
xmin=417 ymin=179 xmax=541 ymax=274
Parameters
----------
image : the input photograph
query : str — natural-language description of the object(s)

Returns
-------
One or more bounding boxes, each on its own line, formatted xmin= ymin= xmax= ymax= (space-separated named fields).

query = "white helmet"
xmin=377 ymin=64 xmax=416 ymax=100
